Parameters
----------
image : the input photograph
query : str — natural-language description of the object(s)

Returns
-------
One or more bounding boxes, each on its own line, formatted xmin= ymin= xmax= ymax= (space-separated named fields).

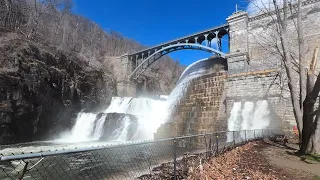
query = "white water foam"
xmin=227 ymin=102 xmax=242 ymax=135
xmin=227 ymin=100 xmax=271 ymax=142
xmin=241 ymin=102 xmax=255 ymax=130
xmin=109 ymin=116 xmax=131 ymax=141
xmin=66 ymin=113 xmax=98 ymax=142
xmin=92 ymin=114 xmax=107 ymax=140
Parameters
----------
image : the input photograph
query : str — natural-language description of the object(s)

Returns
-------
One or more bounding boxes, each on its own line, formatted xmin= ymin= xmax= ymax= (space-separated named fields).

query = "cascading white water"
xmin=110 ymin=116 xmax=131 ymax=141
xmin=106 ymin=97 xmax=169 ymax=141
xmin=227 ymin=102 xmax=242 ymax=135
xmin=227 ymin=100 xmax=271 ymax=142
xmin=66 ymin=113 xmax=98 ymax=142
xmin=241 ymin=102 xmax=255 ymax=130
xmin=57 ymin=96 xmax=169 ymax=143
xmin=252 ymin=100 xmax=270 ymax=129
xmin=92 ymin=114 xmax=107 ymax=140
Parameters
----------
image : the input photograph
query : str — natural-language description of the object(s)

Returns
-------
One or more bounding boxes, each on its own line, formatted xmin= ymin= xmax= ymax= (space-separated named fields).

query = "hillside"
xmin=0 ymin=0 xmax=184 ymax=144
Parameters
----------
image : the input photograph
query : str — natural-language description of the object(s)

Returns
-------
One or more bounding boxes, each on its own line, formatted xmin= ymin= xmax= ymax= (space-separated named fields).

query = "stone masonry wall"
xmin=226 ymin=0 xmax=320 ymax=129
xmin=155 ymin=72 xmax=227 ymax=139
xmin=226 ymin=70 xmax=293 ymax=129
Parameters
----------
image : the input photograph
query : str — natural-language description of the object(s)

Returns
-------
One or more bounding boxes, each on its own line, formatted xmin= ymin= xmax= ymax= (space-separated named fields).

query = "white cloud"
xmin=247 ymin=0 xmax=286 ymax=15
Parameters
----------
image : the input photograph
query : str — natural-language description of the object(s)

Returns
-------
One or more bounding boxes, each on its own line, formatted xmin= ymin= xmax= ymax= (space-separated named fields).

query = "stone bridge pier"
xmin=116 ymin=54 xmax=137 ymax=97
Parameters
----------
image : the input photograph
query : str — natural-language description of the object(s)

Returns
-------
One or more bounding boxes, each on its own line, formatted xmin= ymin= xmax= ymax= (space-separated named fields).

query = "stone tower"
xmin=226 ymin=11 xmax=249 ymax=72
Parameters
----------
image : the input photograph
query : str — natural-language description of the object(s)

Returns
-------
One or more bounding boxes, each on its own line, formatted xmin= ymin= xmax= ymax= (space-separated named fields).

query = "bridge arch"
xmin=129 ymin=43 xmax=226 ymax=79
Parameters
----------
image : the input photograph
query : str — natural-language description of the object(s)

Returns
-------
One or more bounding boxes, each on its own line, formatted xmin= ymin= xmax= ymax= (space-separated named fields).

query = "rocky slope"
xmin=0 ymin=33 xmax=116 ymax=144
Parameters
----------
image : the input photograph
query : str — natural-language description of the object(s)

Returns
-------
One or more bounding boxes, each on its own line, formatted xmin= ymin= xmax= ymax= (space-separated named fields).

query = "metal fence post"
xmin=173 ymin=138 xmax=177 ymax=180
xmin=244 ymin=130 xmax=247 ymax=142
xmin=233 ymin=131 xmax=236 ymax=146
xmin=215 ymin=132 xmax=219 ymax=156
xmin=262 ymin=129 xmax=264 ymax=138
xmin=254 ymin=129 xmax=256 ymax=140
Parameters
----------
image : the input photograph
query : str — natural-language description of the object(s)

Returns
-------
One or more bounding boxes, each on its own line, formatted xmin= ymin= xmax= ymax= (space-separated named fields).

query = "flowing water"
xmin=227 ymin=100 xmax=271 ymax=141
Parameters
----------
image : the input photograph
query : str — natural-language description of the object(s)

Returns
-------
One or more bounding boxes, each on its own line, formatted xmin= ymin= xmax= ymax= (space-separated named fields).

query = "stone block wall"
xmin=225 ymin=70 xmax=294 ymax=129
xmin=225 ymin=0 xmax=320 ymax=130
xmin=155 ymin=72 xmax=227 ymax=139
xmin=154 ymin=68 xmax=295 ymax=140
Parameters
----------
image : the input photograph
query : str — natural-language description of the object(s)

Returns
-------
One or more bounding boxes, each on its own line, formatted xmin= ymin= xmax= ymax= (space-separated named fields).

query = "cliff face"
xmin=0 ymin=35 xmax=116 ymax=144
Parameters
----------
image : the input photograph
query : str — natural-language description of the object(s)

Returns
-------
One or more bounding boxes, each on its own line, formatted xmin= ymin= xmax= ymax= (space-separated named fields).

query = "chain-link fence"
xmin=0 ymin=129 xmax=281 ymax=180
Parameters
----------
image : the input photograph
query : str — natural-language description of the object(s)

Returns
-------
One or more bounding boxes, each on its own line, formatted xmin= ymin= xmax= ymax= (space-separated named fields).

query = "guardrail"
xmin=0 ymin=129 xmax=281 ymax=180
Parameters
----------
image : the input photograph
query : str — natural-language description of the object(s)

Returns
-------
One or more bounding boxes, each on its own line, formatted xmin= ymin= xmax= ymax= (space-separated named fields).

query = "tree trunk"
xmin=273 ymin=0 xmax=303 ymax=138
xmin=307 ymin=112 xmax=320 ymax=154
xmin=300 ymin=47 xmax=320 ymax=154
xmin=301 ymin=108 xmax=320 ymax=154
xmin=301 ymin=74 xmax=315 ymax=153
xmin=301 ymin=70 xmax=320 ymax=154
xmin=297 ymin=0 xmax=307 ymax=112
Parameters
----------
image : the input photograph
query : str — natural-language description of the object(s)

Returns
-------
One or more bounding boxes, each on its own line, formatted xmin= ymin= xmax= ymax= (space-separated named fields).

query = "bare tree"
xmin=249 ymin=0 xmax=320 ymax=154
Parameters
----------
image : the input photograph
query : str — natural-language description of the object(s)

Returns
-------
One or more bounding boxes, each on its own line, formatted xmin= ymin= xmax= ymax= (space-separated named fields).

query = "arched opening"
xmin=129 ymin=43 xmax=226 ymax=79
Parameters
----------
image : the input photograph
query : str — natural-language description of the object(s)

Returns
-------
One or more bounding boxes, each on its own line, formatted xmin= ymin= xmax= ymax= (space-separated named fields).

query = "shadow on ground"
xmin=265 ymin=137 xmax=320 ymax=164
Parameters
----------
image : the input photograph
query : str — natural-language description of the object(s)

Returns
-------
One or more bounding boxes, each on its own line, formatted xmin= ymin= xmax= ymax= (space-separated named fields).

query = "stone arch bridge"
xmin=117 ymin=24 xmax=230 ymax=96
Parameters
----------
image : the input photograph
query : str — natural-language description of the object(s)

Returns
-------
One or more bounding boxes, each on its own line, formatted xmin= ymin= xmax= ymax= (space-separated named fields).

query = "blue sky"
xmin=73 ymin=0 xmax=249 ymax=66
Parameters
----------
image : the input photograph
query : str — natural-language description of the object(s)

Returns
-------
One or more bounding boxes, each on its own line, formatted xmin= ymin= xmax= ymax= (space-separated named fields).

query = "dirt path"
xmin=263 ymin=140 xmax=320 ymax=176
xmin=187 ymin=140 xmax=319 ymax=180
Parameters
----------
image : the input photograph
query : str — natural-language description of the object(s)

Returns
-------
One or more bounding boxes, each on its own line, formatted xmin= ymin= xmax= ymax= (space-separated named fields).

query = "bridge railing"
xmin=0 ymin=129 xmax=282 ymax=179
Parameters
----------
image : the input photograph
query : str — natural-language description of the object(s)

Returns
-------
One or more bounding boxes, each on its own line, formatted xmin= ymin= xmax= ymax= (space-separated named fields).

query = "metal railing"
xmin=0 ymin=129 xmax=281 ymax=180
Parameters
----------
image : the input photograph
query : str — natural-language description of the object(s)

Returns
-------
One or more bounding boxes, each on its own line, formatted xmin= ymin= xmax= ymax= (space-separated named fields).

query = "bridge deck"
xmin=128 ymin=24 xmax=229 ymax=59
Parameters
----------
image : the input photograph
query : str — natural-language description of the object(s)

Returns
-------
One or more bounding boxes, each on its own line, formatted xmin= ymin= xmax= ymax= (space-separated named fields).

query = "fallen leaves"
xmin=188 ymin=141 xmax=312 ymax=180
xmin=139 ymin=141 xmax=314 ymax=180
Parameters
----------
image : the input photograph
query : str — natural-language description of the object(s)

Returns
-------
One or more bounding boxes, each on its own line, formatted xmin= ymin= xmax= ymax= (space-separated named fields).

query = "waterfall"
xmin=69 ymin=113 xmax=97 ymax=142
xmin=106 ymin=97 xmax=169 ymax=141
xmin=252 ymin=100 xmax=270 ymax=129
xmin=92 ymin=114 xmax=107 ymax=140
xmin=241 ymin=102 xmax=255 ymax=130
xmin=57 ymin=57 xmax=221 ymax=143
xmin=109 ymin=116 xmax=131 ymax=141
xmin=227 ymin=100 xmax=271 ymax=142
xmin=227 ymin=102 xmax=242 ymax=134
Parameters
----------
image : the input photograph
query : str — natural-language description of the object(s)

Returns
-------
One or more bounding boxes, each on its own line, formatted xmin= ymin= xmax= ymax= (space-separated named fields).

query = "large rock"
xmin=100 ymin=113 xmax=138 ymax=141
xmin=0 ymin=37 xmax=116 ymax=144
